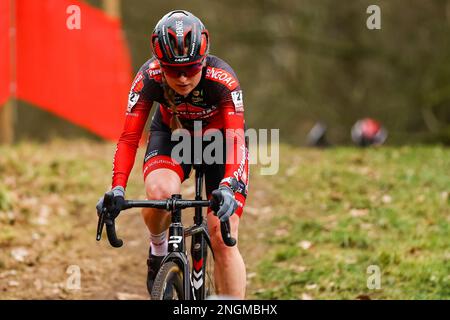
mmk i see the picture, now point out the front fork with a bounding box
[191,228,208,299]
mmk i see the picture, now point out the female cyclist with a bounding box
[97,10,249,299]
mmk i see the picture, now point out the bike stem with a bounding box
[168,194,184,253]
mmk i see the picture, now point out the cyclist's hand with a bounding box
[96,186,125,219]
[211,185,238,222]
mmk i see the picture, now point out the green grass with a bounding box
[250,145,449,299]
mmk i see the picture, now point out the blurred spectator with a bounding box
[307,122,331,147]
[351,118,388,147]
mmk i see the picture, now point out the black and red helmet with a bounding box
[351,118,388,147]
[151,10,209,66]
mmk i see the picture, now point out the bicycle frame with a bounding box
[190,165,213,300]
[161,165,213,300]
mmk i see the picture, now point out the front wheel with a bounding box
[151,261,185,300]
[204,244,215,298]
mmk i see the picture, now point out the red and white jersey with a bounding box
[112,55,247,190]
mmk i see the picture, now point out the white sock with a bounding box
[150,231,168,257]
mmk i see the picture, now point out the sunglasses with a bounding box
[160,62,204,78]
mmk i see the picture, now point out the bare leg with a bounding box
[141,169,182,235]
[207,213,246,299]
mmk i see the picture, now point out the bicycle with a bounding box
[96,164,236,300]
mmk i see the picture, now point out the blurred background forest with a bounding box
[1,1,449,300]
[13,0,450,145]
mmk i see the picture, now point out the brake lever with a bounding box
[210,191,237,247]
[96,207,106,241]
[220,218,237,247]
[96,191,123,248]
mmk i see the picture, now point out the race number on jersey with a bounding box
[231,90,244,113]
[127,92,139,112]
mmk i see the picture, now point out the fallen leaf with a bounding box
[275,228,289,237]
[416,194,425,203]
[51,288,61,295]
[306,284,317,290]
[350,208,368,217]
[21,197,39,208]
[11,248,29,262]
[358,167,370,175]
[298,240,313,250]
[291,265,307,273]
[301,293,313,300]
[8,280,19,287]
[381,195,392,204]
[31,232,41,240]
[35,205,51,225]
[0,270,17,279]
[4,211,15,223]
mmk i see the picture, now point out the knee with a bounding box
[145,170,181,200]
[209,214,240,257]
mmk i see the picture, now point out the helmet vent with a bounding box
[184,31,192,55]
[168,32,180,56]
